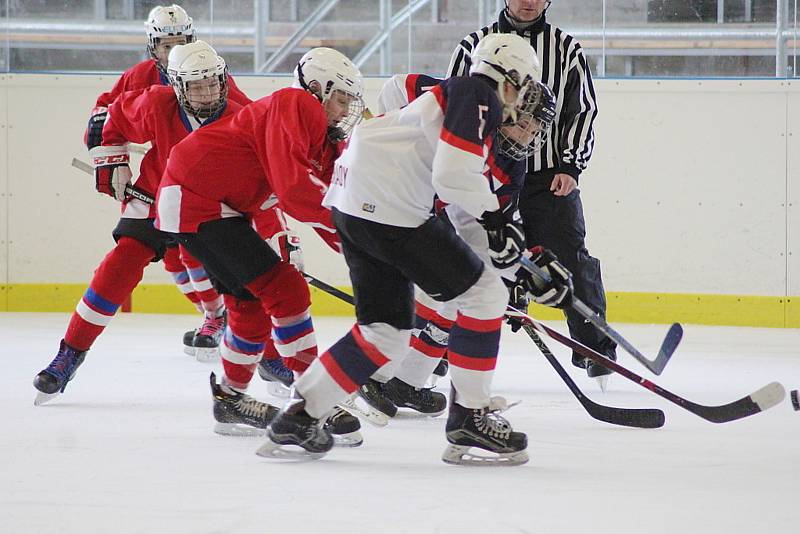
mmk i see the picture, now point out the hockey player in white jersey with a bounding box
[257,33,571,465]
[355,71,561,419]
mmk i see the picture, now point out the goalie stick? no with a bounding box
[302,272,664,428]
[518,255,682,375]
[507,306,786,424]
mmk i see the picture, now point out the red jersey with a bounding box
[156,88,339,250]
[93,59,252,111]
[102,85,242,218]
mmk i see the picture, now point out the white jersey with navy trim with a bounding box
[323,76,503,228]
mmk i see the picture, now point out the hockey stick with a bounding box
[507,306,786,424]
[304,272,665,427]
[520,323,664,428]
[71,158,155,204]
[518,256,681,375]
[303,273,355,305]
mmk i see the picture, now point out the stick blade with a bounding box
[649,322,684,375]
[693,382,786,424]
[586,403,666,429]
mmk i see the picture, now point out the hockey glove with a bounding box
[86,107,108,149]
[504,276,530,332]
[90,145,132,202]
[516,246,574,309]
[269,230,305,273]
[479,207,526,269]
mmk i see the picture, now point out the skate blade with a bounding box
[195,347,220,363]
[255,439,328,461]
[183,345,197,357]
[265,381,290,399]
[34,391,60,406]
[441,444,529,467]
[333,430,364,448]
[213,422,266,437]
[339,395,389,427]
[595,374,611,393]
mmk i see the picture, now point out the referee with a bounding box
[447,0,616,378]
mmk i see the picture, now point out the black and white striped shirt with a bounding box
[447,11,598,180]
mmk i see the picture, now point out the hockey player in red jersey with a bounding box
[155,48,366,445]
[33,41,242,405]
[85,5,253,358]
[257,33,570,465]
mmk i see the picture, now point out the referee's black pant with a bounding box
[519,170,617,360]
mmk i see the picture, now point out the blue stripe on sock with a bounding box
[84,287,120,315]
[447,323,500,360]
[273,317,313,342]
[224,329,265,355]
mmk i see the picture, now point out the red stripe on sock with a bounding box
[456,313,502,333]
[319,351,358,393]
[447,350,497,371]
[351,325,391,367]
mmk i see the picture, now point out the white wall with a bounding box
[1,74,797,296]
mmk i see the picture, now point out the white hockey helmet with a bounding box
[167,41,228,119]
[470,33,541,122]
[294,47,365,142]
[145,5,195,66]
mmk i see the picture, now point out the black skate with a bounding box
[211,372,279,437]
[442,399,528,466]
[338,378,396,426]
[433,357,449,378]
[257,357,294,398]
[33,340,87,406]
[183,328,198,356]
[324,406,363,447]
[587,352,616,393]
[192,312,226,362]
[256,392,334,460]
[384,378,446,417]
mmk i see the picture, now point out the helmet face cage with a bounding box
[176,72,228,119]
[169,57,228,119]
[325,88,366,143]
[498,81,556,160]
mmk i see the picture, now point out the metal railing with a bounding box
[2,0,799,77]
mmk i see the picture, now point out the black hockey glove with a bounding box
[515,247,574,309]
[479,207,526,269]
[86,107,108,149]
[504,277,530,332]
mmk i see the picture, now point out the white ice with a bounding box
[1,312,798,534]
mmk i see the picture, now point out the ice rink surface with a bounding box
[1,312,798,534]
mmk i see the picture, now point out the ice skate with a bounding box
[211,372,279,437]
[587,353,616,393]
[442,397,528,466]
[384,377,446,417]
[424,356,450,388]
[192,311,225,362]
[33,340,87,406]
[325,406,363,447]
[256,391,334,460]
[257,357,294,398]
[357,378,397,418]
[339,393,390,427]
[183,328,198,356]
